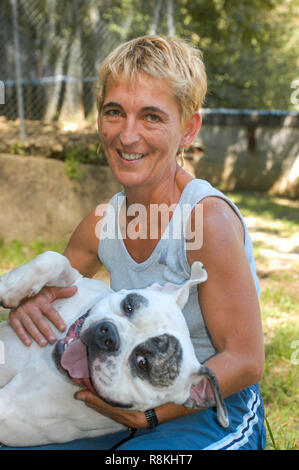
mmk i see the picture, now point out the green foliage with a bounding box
[0,237,66,275]
[64,144,107,180]
[175,0,299,110]
[64,149,84,180]
[9,142,26,156]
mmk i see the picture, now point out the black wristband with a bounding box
[144,408,159,429]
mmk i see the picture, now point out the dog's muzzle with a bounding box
[52,314,122,395]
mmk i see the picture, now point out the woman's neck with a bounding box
[123,164,193,208]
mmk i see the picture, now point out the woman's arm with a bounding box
[9,206,103,346]
[187,197,264,398]
[63,206,103,277]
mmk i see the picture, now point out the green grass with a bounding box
[1,191,298,449]
[0,238,68,322]
[0,237,67,275]
[225,191,299,225]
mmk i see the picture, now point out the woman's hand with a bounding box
[74,390,148,429]
[9,285,78,347]
[74,391,198,429]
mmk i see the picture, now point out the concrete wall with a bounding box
[0,154,122,243]
[195,110,299,199]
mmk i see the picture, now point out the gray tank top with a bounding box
[98,178,260,363]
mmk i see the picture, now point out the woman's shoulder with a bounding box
[187,194,245,265]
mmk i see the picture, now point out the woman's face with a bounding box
[98,73,187,190]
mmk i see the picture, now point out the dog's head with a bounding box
[53,262,228,428]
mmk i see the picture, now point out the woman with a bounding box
[9,35,266,450]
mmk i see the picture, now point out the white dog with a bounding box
[0,251,228,447]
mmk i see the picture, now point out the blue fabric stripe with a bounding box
[225,395,260,450]
[203,390,260,450]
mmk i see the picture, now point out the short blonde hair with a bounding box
[96,35,207,125]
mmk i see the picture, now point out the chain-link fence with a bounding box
[0,0,123,141]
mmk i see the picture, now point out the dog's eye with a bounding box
[123,301,133,315]
[136,355,148,371]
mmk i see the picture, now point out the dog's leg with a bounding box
[0,320,34,387]
[0,251,80,309]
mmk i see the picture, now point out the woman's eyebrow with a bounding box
[142,106,169,117]
[102,101,122,110]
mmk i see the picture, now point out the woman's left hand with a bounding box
[74,390,148,429]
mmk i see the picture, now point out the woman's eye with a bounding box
[146,114,160,123]
[105,109,122,117]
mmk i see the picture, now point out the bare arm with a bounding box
[63,207,103,276]
[9,206,104,346]
[187,197,264,399]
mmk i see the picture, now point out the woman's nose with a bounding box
[119,118,141,147]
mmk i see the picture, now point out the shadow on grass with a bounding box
[224,191,299,224]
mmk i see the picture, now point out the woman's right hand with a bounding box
[9,285,78,347]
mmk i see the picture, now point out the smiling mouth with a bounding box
[117,150,147,161]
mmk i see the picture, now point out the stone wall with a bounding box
[195,110,299,199]
[0,154,122,243]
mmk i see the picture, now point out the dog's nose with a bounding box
[94,321,120,352]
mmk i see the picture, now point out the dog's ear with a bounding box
[184,364,229,428]
[149,262,207,309]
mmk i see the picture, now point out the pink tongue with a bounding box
[61,339,90,379]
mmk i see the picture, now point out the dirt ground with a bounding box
[246,213,299,276]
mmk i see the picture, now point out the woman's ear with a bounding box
[180,112,202,149]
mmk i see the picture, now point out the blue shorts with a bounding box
[1,384,266,451]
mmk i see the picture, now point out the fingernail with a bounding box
[49,335,56,343]
[25,339,32,346]
[59,324,66,331]
[40,339,47,346]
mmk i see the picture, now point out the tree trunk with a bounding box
[167,0,175,36]
[59,0,85,125]
[150,0,162,35]
[43,39,68,122]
